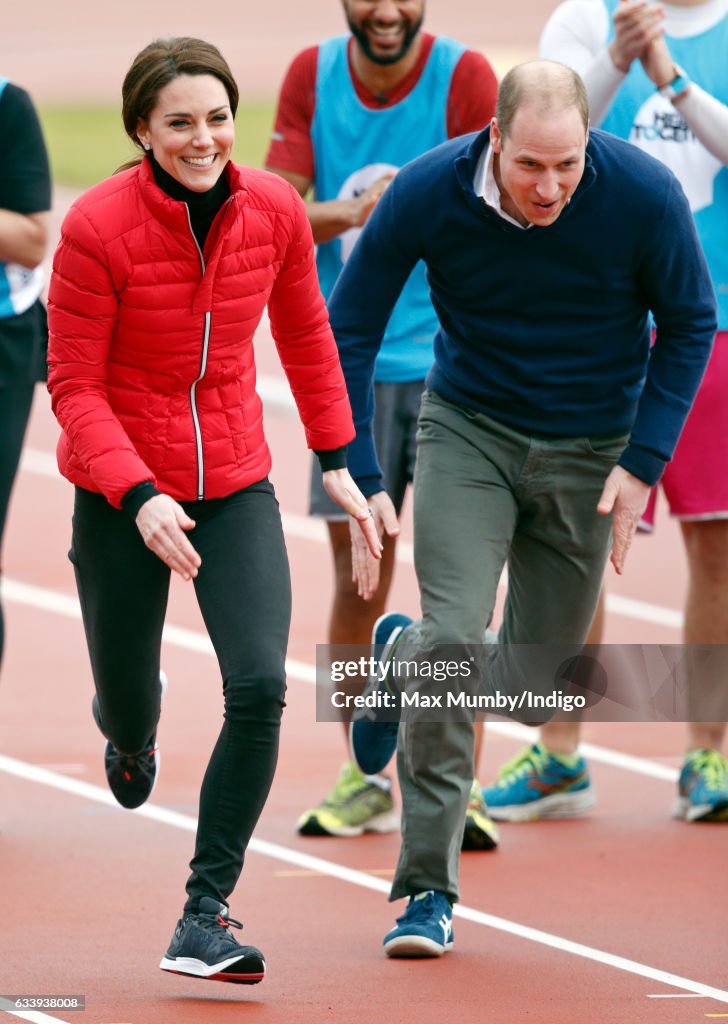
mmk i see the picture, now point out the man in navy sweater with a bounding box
[328,60,716,958]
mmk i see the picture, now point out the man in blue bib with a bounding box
[266,0,499,847]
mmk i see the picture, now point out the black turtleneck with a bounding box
[148,152,230,251]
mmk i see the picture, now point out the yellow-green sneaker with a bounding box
[674,749,728,822]
[297,761,398,837]
[462,778,499,851]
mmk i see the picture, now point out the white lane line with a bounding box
[646,993,706,998]
[19,447,680,629]
[0,996,69,1024]
[0,753,726,1006]
[1,577,679,781]
[2,576,317,685]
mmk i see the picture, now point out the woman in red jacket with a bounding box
[47,36,379,986]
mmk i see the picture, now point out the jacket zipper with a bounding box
[186,206,210,501]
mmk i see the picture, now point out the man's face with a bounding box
[491,105,587,228]
[343,0,424,65]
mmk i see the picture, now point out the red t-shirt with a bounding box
[265,33,498,180]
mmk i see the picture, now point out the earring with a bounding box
[143,142,151,151]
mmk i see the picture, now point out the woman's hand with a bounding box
[135,493,202,581]
[322,469,385,597]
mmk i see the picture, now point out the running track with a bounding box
[1,310,727,1023]
[2,2,728,1018]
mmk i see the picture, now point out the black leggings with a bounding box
[0,384,35,671]
[69,479,291,913]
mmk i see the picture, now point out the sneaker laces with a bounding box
[686,749,728,789]
[323,763,372,807]
[106,743,156,777]
[196,909,244,936]
[397,891,444,925]
[496,744,549,786]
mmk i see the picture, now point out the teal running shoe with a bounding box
[674,749,728,822]
[482,742,595,821]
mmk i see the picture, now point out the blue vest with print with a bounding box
[312,35,465,381]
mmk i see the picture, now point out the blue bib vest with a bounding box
[600,0,728,329]
[312,35,465,381]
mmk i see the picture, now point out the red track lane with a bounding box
[1,385,727,1024]
[3,3,726,1017]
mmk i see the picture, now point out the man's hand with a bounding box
[609,0,665,73]
[322,469,384,590]
[348,490,400,601]
[597,465,651,575]
[350,172,396,228]
[135,494,201,581]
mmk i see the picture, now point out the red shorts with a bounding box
[641,331,728,530]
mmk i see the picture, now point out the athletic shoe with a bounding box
[383,891,454,958]
[482,743,596,821]
[91,671,167,810]
[297,761,398,836]
[674,749,728,822]
[159,896,265,984]
[462,778,499,851]
[350,612,412,776]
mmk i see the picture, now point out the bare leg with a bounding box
[327,520,398,739]
[681,520,728,752]
[539,589,605,755]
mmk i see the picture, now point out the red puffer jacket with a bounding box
[48,158,354,508]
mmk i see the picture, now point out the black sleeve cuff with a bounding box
[314,445,348,472]
[121,481,161,520]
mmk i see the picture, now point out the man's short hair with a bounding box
[495,61,589,140]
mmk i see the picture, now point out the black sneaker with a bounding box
[159,897,266,984]
[91,672,166,810]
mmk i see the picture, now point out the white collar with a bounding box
[474,142,531,230]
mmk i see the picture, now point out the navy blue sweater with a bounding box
[328,127,717,493]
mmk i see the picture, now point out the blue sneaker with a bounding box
[350,612,412,776]
[482,743,595,821]
[674,749,728,822]
[383,891,454,958]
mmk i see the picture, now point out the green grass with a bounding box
[38,102,277,190]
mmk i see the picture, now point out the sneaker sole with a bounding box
[159,954,265,984]
[673,796,728,822]
[384,936,453,958]
[298,807,399,837]
[488,787,596,822]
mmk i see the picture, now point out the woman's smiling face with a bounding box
[137,73,234,192]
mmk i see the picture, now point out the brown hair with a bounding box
[117,37,239,170]
[495,60,589,141]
